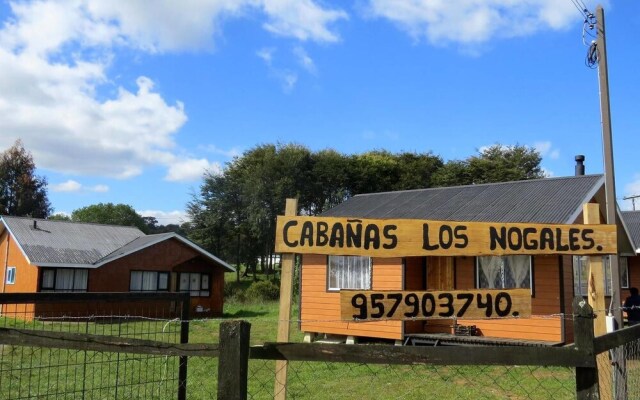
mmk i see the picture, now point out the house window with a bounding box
[476,256,531,289]
[5,267,16,284]
[130,271,170,292]
[327,256,371,291]
[179,273,210,297]
[40,268,88,292]
[573,256,629,296]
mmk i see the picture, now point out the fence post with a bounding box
[574,296,600,399]
[178,293,190,400]
[218,320,251,400]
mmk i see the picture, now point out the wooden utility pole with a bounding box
[274,198,298,400]
[595,5,623,328]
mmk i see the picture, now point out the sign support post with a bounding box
[584,203,612,400]
[274,198,297,400]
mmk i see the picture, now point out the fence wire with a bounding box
[248,360,576,400]
[596,335,640,400]
[0,295,185,400]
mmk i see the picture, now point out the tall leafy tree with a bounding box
[0,140,52,218]
[71,203,148,232]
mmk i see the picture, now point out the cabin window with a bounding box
[327,255,371,291]
[573,256,628,297]
[129,271,170,292]
[5,267,16,284]
[40,268,88,292]
[179,273,210,297]
[476,256,531,289]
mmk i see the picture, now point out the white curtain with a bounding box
[179,274,190,291]
[507,256,531,288]
[42,270,55,289]
[328,256,371,290]
[158,273,169,290]
[74,269,88,290]
[55,269,74,291]
[478,256,502,288]
[130,271,142,291]
[142,271,157,291]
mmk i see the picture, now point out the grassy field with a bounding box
[0,280,585,399]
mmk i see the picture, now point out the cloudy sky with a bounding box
[1,0,639,224]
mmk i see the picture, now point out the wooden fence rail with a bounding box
[1,297,640,400]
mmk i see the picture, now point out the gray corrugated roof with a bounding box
[322,175,604,224]
[1,217,236,272]
[621,211,640,251]
[1,216,144,265]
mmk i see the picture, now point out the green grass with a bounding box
[0,297,583,400]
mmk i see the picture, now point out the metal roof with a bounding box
[0,216,235,272]
[621,211,640,252]
[1,216,144,265]
[322,174,605,224]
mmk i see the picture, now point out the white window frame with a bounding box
[573,256,629,296]
[476,256,532,290]
[40,268,88,292]
[129,270,170,292]
[327,255,372,291]
[5,266,16,285]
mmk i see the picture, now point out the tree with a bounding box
[433,144,545,187]
[48,213,71,221]
[0,140,52,218]
[71,203,148,232]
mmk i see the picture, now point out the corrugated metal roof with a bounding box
[1,216,144,265]
[621,211,640,251]
[322,174,604,224]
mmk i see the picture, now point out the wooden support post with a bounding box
[574,297,599,400]
[584,203,612,400]
[274,198,298,400]
[218,320,251,400]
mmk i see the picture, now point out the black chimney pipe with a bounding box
[575,155,585,176]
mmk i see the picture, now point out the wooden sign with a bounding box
[275,216,617,257]
[340,289,531,321]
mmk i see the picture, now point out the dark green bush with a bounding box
[244,280,280,302]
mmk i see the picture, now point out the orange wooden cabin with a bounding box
[0,216,235,318]
[298,174,639,345]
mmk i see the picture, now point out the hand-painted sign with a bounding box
[275,216,617,257]
[340,289,532,321]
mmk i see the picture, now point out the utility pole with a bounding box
[595,5,622,328]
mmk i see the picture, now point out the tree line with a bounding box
[187,143,544,280]
[0,140,545,281]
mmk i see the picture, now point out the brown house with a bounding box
[299,174,637,345]
[0,216,234,317]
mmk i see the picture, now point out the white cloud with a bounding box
[165,158,222,182]
[51,180,82,192]
[262,0,348,42]
[0,0,345,182]
[137,209,189,225]
[51,179,110,193]
[534,141,560,160]
[257,47,276,65]
[293,46,317,74]
[201,145,242,158]
[366,0,603,45]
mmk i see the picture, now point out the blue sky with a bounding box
[0,0,639,224]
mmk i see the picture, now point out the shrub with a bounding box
[244,280,280,302]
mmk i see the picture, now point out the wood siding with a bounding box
[300,254,403,340]
[0,233,226,319]
[450,254,563,342]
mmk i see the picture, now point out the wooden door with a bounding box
[426,256,454,290]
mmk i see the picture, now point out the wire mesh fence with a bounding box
[0,293,188,400]
[2,294,640,400]
[246,360,576,400]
